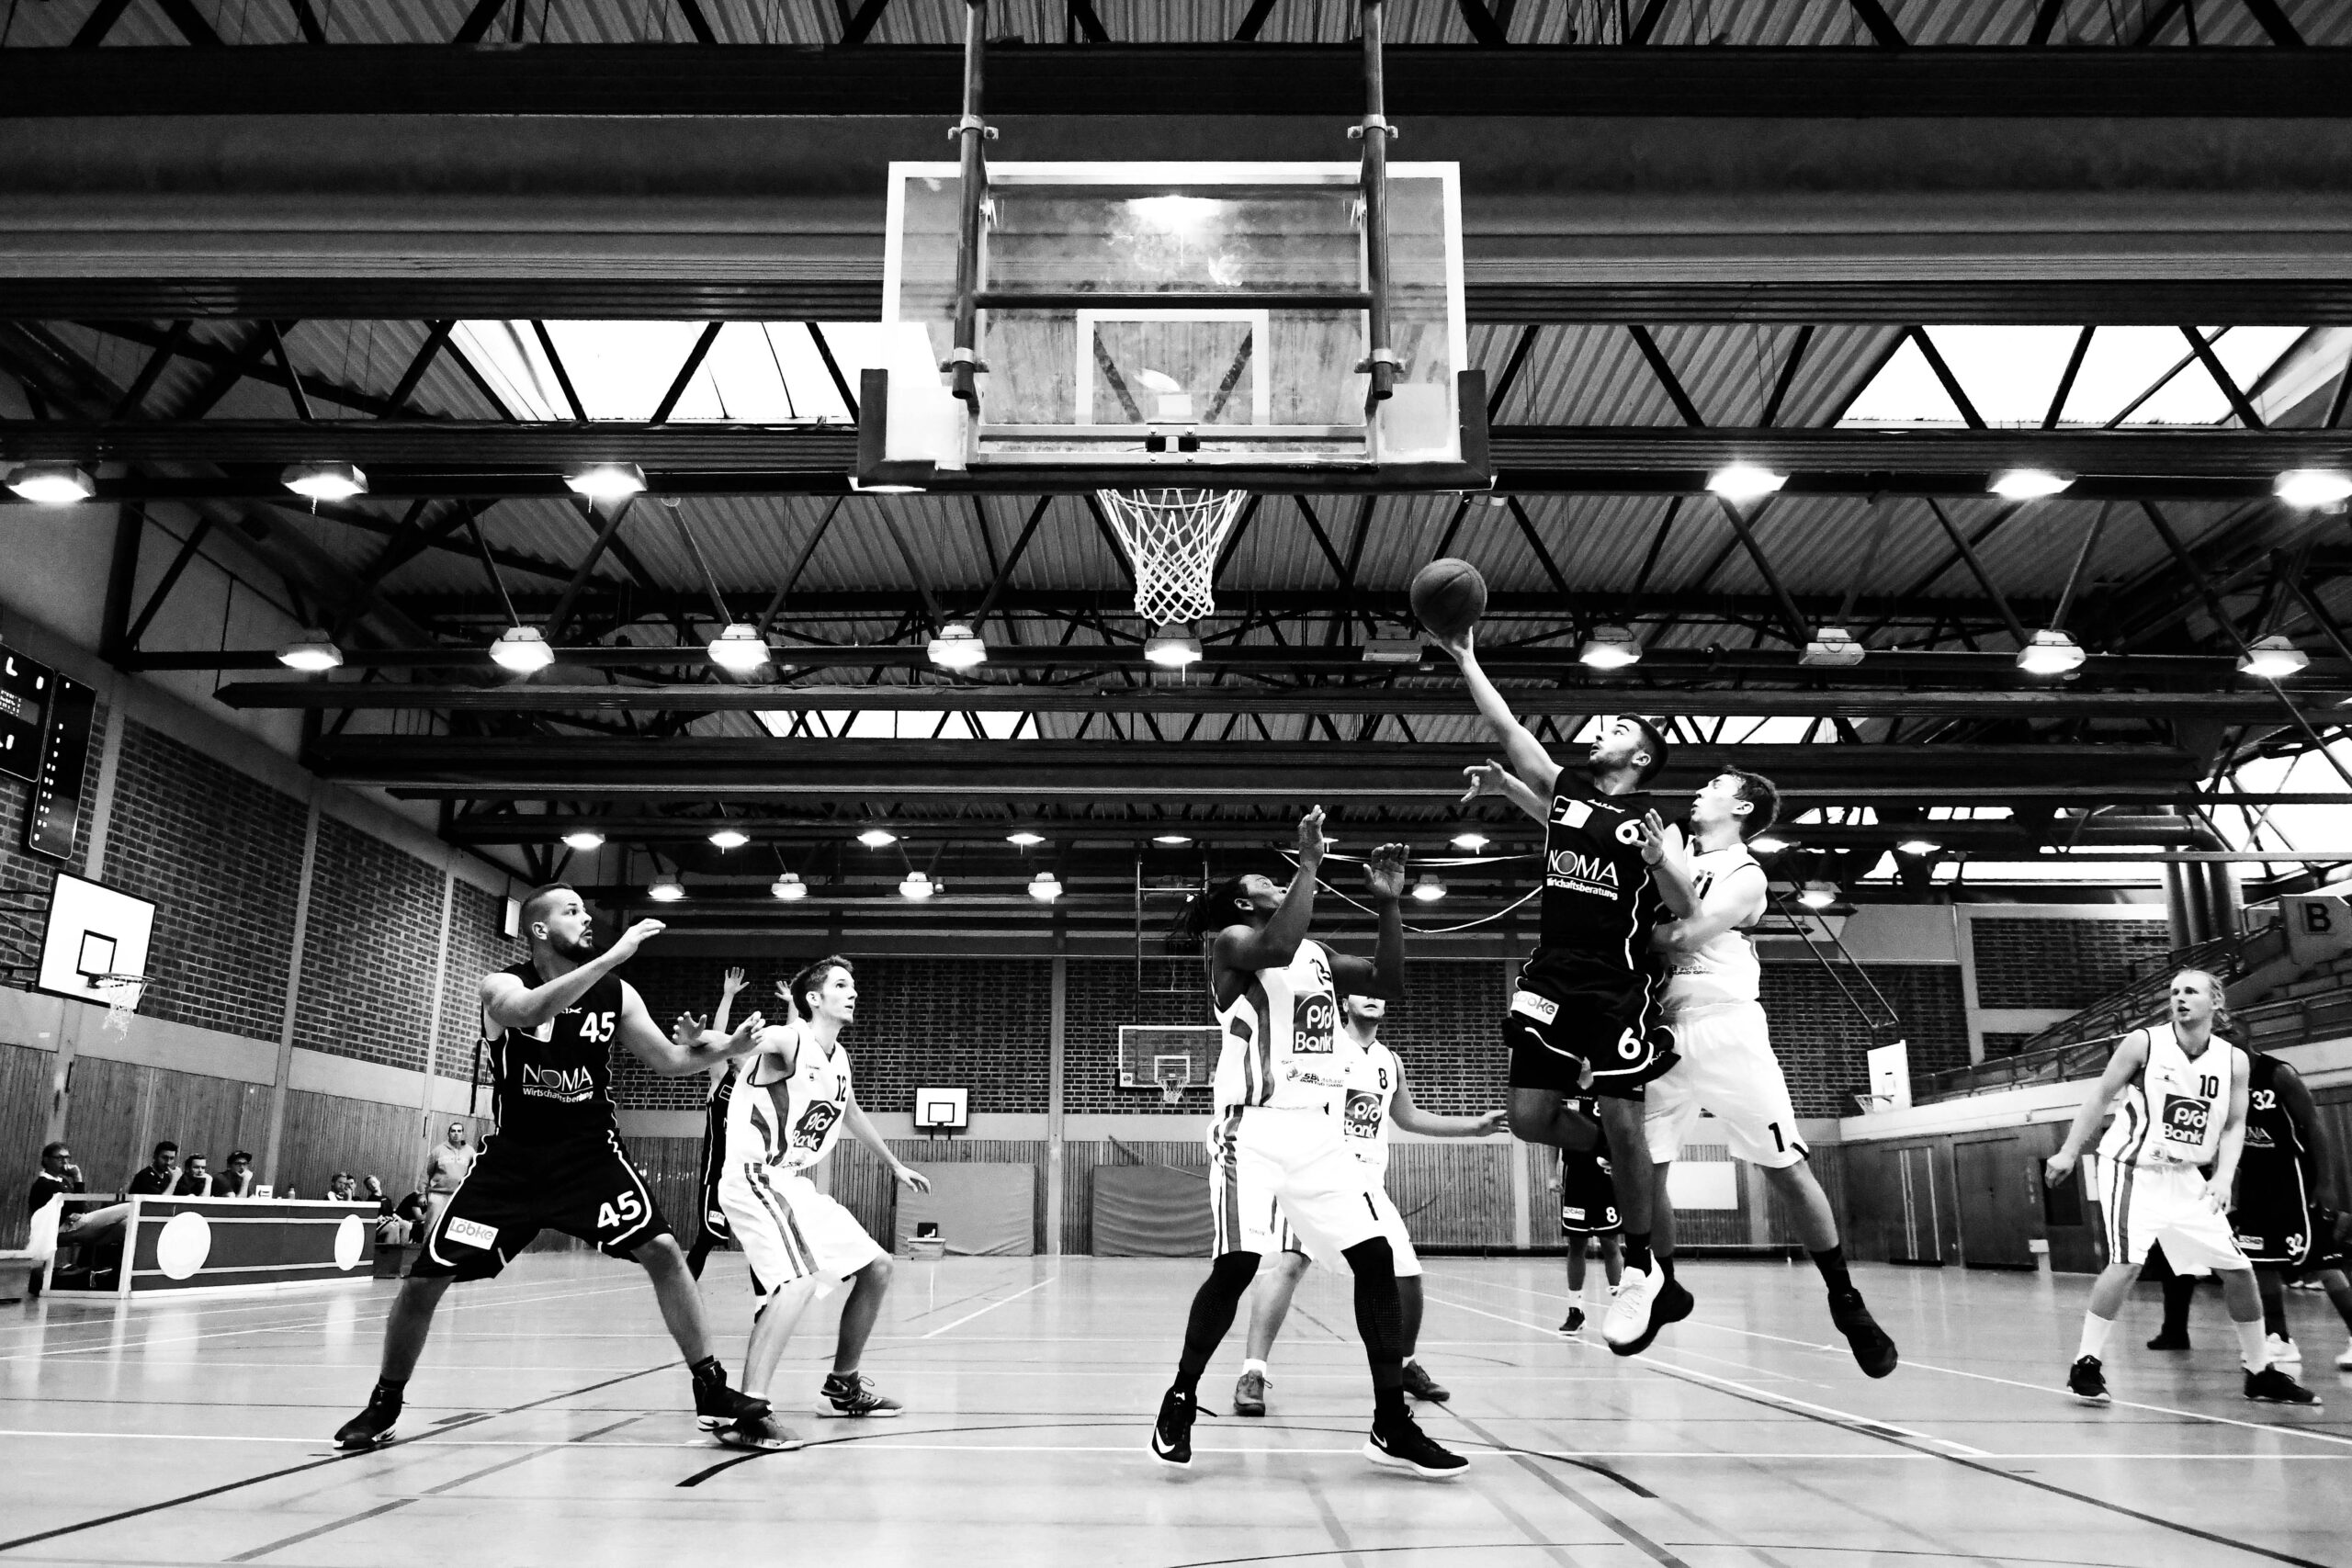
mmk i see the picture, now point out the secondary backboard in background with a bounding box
[37,872,156,1004]
[863,162,1484,493]
[1115,1024,1220,1098]
[913,1086,970,1133]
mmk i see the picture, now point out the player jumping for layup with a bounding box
[1440,626,1683,1354]
[1151,809,1466,1479]
[334,886,771,1449]
[2044,969,2316,1406]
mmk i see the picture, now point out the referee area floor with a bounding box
[1,1254,2347,1567]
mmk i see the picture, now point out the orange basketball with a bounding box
[1409,558,1487,640]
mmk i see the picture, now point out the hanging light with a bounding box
[281,461,368,502]
[1153,833,1193,847]
[771,873,807,900]
[1895,838,1942,857]
[1987,468,2075,501]
[856,828,898,849]
[6,463,96,504]
[1796,882,1838,910]
[899,870,937,900]
[1578,625,1642,670]
[1748,834,1792,855]
[2238,635,2310,679]
[1144,624,1204,669]
[2016,628,2086,675]
[1006,829,1046,848]
[926,622,989,671]
[647,876,685,903]
[707,623,773,674]
[1799,626,1865,669]
[1706,464,1786,502]
[1028,870,1063,902]
[707,827,749,851]
[489,626,555,672]
[1451,830,1490,852]
[560,829,605,852]
[276,632,344,671]
[1410,874,1447,903]
[2275,469,2352,510]
[565,462,647,503]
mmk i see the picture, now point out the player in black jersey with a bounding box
[1555,1085,1623,1336]
[1442,625,1692,1353]
[2232,1049,2352,1371]
[333,885,772,1450]
[686,966,751,1280]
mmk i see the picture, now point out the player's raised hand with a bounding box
[893,1164,933,1193]
[1460,759,1511,806]
[719,1011,765,1055]
[1434,624,1475,663]
[2044,1149,2079,1186]
[671,1011,708,1050]
[1297,806,1333,865]
[1362,842,1411,903]
[609,918,665,962]
[721,965,747,996]
[1637,811,1681,868]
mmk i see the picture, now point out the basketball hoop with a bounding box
[1155,1061,1193,1108]
[89,972,144,1037]
[1095,489,1248,626]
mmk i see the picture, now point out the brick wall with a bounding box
[1759,964,1969,1115]
[292,817,447,1074]
[104,720,307,1041]
[1972,917,2172,1010]
[437,881,512,1090]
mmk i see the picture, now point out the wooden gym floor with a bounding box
[1,1253,2346,1567]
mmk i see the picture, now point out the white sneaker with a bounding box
[1604,1263,1663,1350]
[2267,1334,2302,1368]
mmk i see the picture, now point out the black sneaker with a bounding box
[1400,1361,1450,1403]
[1364,1408,1467,1480]
[1233,1369,1267,1417]
[2245,1365,2322,1406]
[2068,1355,2110,1406]
[1827,1289,1898,1379]
[715,1413,806,1451]
[1557,1306,1586,1337]
[820,1371,902,1418]
[694,1372,772,1432]
[1150,1387,1198,1467]
[1609,1277,1693,1359]
[2145,1328,2192,1351]
[333,1387,402,1450]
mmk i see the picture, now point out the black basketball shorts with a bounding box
[2230,1159,2335,1271]
[1559,1151,1623,1236]
[1504,980,1679,1100]
[410,1131,672,1281]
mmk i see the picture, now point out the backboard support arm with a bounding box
[1353,0,1398,413]
[946,0,995,413]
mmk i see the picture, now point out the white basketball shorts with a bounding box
[2102,1155,2251,1272]
[1208,1104,1386,1261]
[1645,999,1808,1169]
[1277,1165,1421,1278]
[717,1163,886,1297]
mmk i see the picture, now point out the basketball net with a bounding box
[1095,489,1247,626]
[91,973,143,1038]
[1155,1062,1192,1108]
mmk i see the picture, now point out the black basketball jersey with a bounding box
[2242,1053,2311,1179]
[483,961,626,1145]
[1524,787,1667,994]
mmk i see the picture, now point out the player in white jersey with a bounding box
[2044,968,2316,1405]
[1637,769,1897,1376]
[710,955,934,1450]
[1150,808,1466,1480]
[1231,993,1507,1417]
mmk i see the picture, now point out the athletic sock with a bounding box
[371,1376,407,1404]
[1811,1244,1852,1295]
[2076,1313,2114,1362]
[2234,1315,2270,1372]
[688,1355,729,1389]
[2261,1286,2290,1340]
[1623,1231,1654,1274]
[1242,1358,1268,1377]
[2160,1275,2196,1336]
[1374,1385,1408,1425]
[1657,1256,1677,1288]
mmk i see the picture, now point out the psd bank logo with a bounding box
[792,1100,842,1151]
[1342,1089,1383,1140]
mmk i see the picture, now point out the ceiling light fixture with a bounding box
[1796,882,1838,910]
[707,622,773,674]
[560,829,605,852]
[2238,634,2310,679]
[565,462,647,503]
[1410,874,1447,903]
[647,876,685,903]
[926,622,989,671]
[1006,830,1046,848]
[899,871,937,900]
[1748,835,1792,854]
[1451,831,1490,852]
[771,873,807,900]
[707,828,749,851]
[6,462,96,504]
[857,828,898,849]
[1799,626,1865,669]
[1153,833,1193,847]
[2016,628,2086,675]
[1028,871,1063,902]
[2275,469,2352,510]
[489,626,555,673]
[1706,464,1786,502]
[1144,624,1204,670]
[281,461,368,502]
[1895,838,1942,857]
[1987,468,2075,501]
[1577,625,1642,670]
[276,632,344,671]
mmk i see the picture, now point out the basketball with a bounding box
[1409,557,1487,639]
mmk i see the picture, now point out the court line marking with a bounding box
[1159,1546,2154,1568]
[1421,1290,2335,1568]
[918,1274,1057,1338]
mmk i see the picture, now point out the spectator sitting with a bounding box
[126,1142,179,1196]
[215,1150,256,1199]
[174,1154,218,1196]
[326,1173,356,1202]
[28,1142,85,1217]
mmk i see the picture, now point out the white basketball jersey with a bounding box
[2098,1021,2235,1168]
[1338,1034,1401,1177]
[1664,844,1765,1008]
[728,1028,854,1174]
[1213,937,1344,1112]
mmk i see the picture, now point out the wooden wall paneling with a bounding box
[62,1055,151,1190]
[1386,1142,1516,1248]
[276,1090,416,1200]
[0,1043,54,1249]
